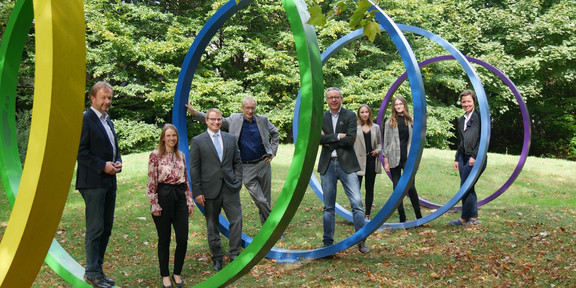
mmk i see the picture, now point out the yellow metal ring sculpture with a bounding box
[0,0,86,287]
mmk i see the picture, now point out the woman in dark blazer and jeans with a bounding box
[450,90,486,226]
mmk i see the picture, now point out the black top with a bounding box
[363,130,373,154]
[397,116,409,167]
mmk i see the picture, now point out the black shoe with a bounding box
[171,275,184,288]
[358,241,370,253]
[213,260,223,271]
[85,275,112,288]
[102,275,115,286]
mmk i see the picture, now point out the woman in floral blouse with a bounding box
[147,124,194,288]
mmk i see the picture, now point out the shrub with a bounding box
[16,109,32,165]
[113,119,160,154]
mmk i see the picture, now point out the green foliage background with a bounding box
[1,0,575,159]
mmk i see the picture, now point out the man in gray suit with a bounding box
[186,97,279,226]
[189,108,243,271]
[319,87,370,253]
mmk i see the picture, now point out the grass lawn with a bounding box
[1,144,575,287]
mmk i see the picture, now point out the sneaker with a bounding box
[358,241,370,253]
[467,219,480,225]
[449,219,465,226]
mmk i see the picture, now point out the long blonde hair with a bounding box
[388,96,413,128]
[158,123,181,160]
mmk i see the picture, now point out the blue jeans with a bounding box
[321,160,365,246]
[458,154,486,221]
[80,187,116,278]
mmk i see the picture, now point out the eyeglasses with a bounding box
[207,118,222,122]
[326,97,341,101]
[243,106,256,111]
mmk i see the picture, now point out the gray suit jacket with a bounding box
[189,130,243,199]
[383,117,412,169]
[318,108,360,174]
[193,112,279,157]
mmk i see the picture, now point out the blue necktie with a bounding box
[214,133,223,161]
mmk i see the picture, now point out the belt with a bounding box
[242,157,264,164]
[330,157,338,161]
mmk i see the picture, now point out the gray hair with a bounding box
[325,87,342,98]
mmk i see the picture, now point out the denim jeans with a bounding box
[321,160,365,246]
[458,154,487,221]
[79,186,116,278]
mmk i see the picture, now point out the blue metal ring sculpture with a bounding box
[295,22,491,230]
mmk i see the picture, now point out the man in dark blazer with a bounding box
[189,108,243,271]
[186,97,279,226]
[76,81,122,288]
[318,87,370,253]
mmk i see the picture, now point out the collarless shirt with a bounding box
[239,117,266,162]
[91,106,116,161]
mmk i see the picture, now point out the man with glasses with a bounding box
[189,108,243,271]
[318,87,370,253]
[187,97,279,227]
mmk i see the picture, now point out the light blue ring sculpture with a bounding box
[296,21,491,230]
[279,2,427,260]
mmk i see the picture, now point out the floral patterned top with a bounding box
[146,150,194,213]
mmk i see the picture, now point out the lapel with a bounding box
[220,132,232,161]
[335,108,346,133]
[357,125,365,147]
[324,111,334,134]
[254,115,266,142]
[202,132,221,161]
[88,109,113,147]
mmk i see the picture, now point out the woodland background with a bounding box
[1,0,575,160]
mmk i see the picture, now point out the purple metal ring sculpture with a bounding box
[378,54,531,209]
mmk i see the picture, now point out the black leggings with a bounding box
[358,155,377,216]
[390,165,422,222]
[152,183,189,277]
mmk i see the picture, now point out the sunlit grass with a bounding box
[1,144,575,287]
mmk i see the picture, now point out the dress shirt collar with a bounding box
[207,129,221,138]
[90,106,108,120]
[330,107,341,118]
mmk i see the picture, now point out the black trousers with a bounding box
[390,164,422,222]
[152,183,189,277]
[358,155,377,216]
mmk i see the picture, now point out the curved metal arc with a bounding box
[287,3,427,259]
[171,0,324,285]
[0,0,86,287]
[393,55,531,209]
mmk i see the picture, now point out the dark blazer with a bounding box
[189,130,243,199]
[76,108,122,189]
[318,108,361,174]
[455,109,481,161]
